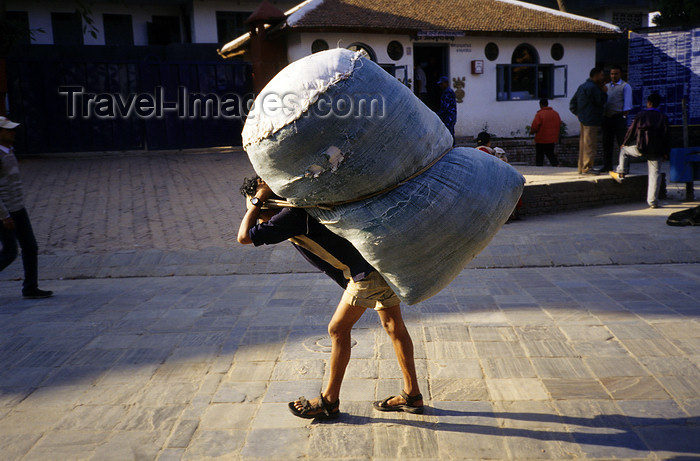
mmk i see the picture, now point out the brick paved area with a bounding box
[0,151,698,460]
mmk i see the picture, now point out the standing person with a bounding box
[570,68,608,175]
[436,76,457,145]
[237,177,423,419]
[598,65,633,173]
[0,117,53,299]
[530,98,561,166]
[609,93,670,209]
[414,63,428,104]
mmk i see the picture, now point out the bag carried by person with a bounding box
[243,48,454,206]
[242,49,524,304]
[308,147,523,304]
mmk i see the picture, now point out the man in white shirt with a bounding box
[598,65,633,173]
[0,117,53,298]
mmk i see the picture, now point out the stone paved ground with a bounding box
[0,151,699,460]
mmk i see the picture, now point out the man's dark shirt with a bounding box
[249,207,374,288]
[437,87,457,130]
[570,78,607,126]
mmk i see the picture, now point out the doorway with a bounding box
[413,43,449,111]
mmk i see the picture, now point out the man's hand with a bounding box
[246,179,274,211]
[239,178,276,244]
[255,178,274,199]
[2,217,14,230]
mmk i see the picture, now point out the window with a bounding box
[51,12,83,45]
[512,43,538,65]
[498,64,567,100]
[103,14,133,46]
[311,39,329,53]
[551,43,564,61]
[216,11,251,43]
[148,15,181,45]
[611,12,644,31]
[485,42,499,61]
[497,43,566,101]
[347,42,376,62]
[387,41,404,61]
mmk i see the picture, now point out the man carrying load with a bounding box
[237,177,424,419]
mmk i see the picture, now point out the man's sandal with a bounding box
[288,393,340,420]
[373,391,424,414]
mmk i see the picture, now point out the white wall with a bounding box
[8,1,185,46]
[288,33,413,80]
[290,32,596,138]
[190,1,296,44]
[446,36,595,138]
[7,0,297,46]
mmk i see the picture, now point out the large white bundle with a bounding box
[242,49,524,304]
[242,48,454,206]
[308,147,524,304]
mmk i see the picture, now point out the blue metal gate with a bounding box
[6,46,252,154]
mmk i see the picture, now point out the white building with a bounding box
[220,0,621,138]
[5,0,297,46]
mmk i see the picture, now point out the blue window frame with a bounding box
[497,64,567,101]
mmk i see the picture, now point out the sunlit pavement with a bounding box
[0,151,698,459]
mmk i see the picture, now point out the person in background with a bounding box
[475,131,508,162]
[609,93,669,209]
[436,76,457,145]
[475,131,522,219]
[597,65,633,173]
[530,98,561,166]
[570,68,608,175]
[0,116,53,299]
[414,63,428,104]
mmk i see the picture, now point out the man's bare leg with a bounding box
[377,304,423,407]
[292,300,365,413]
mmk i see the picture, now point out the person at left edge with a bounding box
[0,117,53,299]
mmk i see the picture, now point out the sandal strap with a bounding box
[318,393,339,416]
[319,393,330,417]
[379,395,394,408]
[400,391,423,405]
[298,396,311,413]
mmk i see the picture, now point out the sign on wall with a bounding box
[628,28,700,126]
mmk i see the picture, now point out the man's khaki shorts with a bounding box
[341,271,401,310]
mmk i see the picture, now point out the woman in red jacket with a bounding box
[530,98,562,166]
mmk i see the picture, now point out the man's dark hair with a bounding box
[475,131,491,146]
[647,93,662,108]
[539,98,549,107]
[589,67,604,78]
[610,64,622,72]
[240,175,283,201]
[240,176,261,197]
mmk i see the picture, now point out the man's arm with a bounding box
[530,112,541,134]
[569,89,579,115]
[237,180,274,244]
